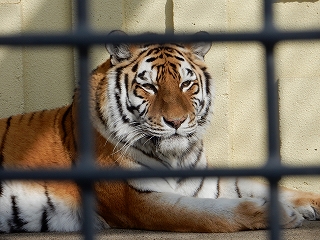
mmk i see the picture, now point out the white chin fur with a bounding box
[157,137,190,154]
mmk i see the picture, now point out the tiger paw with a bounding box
[236,198,303,230]
[285,191,320,221]
[293,197,320,220]
[278,201,304,228]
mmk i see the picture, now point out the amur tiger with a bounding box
[0,30,320,233]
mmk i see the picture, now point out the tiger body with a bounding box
[1,31,320,233]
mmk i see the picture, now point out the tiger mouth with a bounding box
[150,133,193,145]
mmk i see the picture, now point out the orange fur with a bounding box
[1,38,320,233]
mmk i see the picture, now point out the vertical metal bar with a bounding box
[78,46,95,240]
[76,0,89,30]
[265,44,280,164]
[75,0,95,240]
[264,1,281,240]
[266,41,282,240]
[269,178,281,240]
[264,0,274,31]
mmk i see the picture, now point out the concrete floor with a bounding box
[1,220,319,240]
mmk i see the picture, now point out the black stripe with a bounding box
[133,88,144,99]
[116,94,130,123]
[176,177,185,185]
[10,195,27,233]
[45,185,55,211]
[192,83,200,95]
[0,116,12,169]
[115,67,123,93]
[40,210,49,232]
[235,178,242,198]
[126,102,137,115]
[145,48,156,56]
[115,69,128,121]
[127,144,172,170]
[173,47,185,56]
[169,62,177,70]
[193,178,204,197]
[198,103,211,126]
[138,105,147,117]
[186,68,193,76]
[90,65,99,75]
[138,70,146,80]
[41,186,54,232]
[0,181,3,197]
[27,112,35,126]
[192,149,202,168]
[183,142,203,169]
[164,47,173,52]
[153,48,161,54]
[131,63,138,72]
[128,183,153,194]
[136,100,146,110]
[38,110,46,120]
[69,105,78,164]
[17,114,24,124]
[202,68,212,96]
[114,70,131,124]
[174,56,185,62]
[216,177,220,199]
[124,74,130,97]
[131,78,137,88]
[53,108,62,132]
[60,106,77,166]
[95,77,108,127]
[146,57,157,62]
[61,105,72,147]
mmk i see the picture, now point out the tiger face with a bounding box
[96,31,213,156]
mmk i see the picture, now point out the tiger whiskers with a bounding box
[114,133,145,164]
[104,118,140,148]
[110,127,146,163]
[142,135,155,147]
[110,122,143,152]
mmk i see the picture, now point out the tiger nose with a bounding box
[163,116,187,129]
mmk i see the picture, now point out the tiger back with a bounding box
[1,30,320,233]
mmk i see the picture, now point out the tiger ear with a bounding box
[106,30,131,65]
[190,31,212,59]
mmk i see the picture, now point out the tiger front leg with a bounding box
[230,177,320,222]
[282,189,320,221]
[131,192,303,232]
[97,185,303,232]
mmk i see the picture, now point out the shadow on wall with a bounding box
[0,0,175,116]
[0,0,75,118]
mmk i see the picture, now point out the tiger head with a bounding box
[94,31,213,157]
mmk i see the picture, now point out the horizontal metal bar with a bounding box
[1,164,320,181]
[0,29,319,46]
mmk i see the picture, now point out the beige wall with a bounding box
[1,0,320,192]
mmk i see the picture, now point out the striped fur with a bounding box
[1,30,320,233]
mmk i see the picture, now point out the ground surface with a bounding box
[1,221,319,240]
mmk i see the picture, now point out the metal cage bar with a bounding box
[263,1,281,239]
[74,1,96,239]
[0,0,320,239]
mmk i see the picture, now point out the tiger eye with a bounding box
[181,81,192,89]
[142,83,157,93]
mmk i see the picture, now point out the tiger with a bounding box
[0,30,320,233]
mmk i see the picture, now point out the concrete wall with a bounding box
[0,0,320,192]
